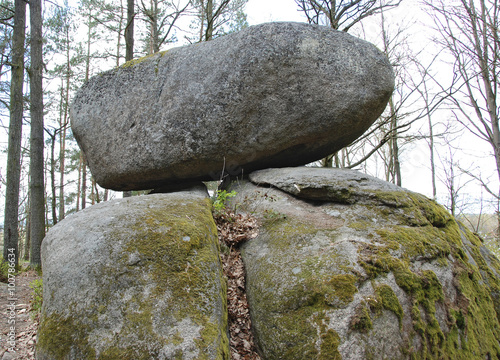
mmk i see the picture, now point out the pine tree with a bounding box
[3,0,25,268]
[29,0,44,268]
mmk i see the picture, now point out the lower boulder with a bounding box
[37,189,228,360]
[231,167,500,359]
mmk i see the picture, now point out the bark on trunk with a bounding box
[81,153,87,210]
[29,0,44,268]
[3,0,26,267]
[50,132,57,225]
[123,0,134,198]
[125,0,134,61]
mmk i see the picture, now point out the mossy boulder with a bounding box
[231,167,500,360]
[37,189,229,360]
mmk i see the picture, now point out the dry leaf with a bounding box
[214,209,261,360]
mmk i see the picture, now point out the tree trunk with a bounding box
[93,179,101,203]
[29,0,44,268]
[205,0,214,41]
[152,0,159,53]
[199,0,205,42]
[334,152,340,168]
[76,152,82,212]
[80,16,92,209]
[50,132,57,225]
[322,154,333,167]
[125,0,134,61]
[91,178,95,205]
[24,196,30,262]
[3,0,26,268]
[426,95,437,199]
[117,0,123,66]
[123,0,134,198]
[388,97,401,186]
[81,152,87,210]
[58,29,71,222]
[497,201,500,243]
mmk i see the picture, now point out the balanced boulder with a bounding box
[70,22,394,191]
[37,189,229,360]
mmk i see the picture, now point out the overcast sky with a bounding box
[245,0,306,24]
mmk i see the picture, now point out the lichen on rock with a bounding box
[37,190,229,360]
[231,167,500,360]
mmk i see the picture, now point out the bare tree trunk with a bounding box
[205,0,213,41]
[59,29,71,222]
[80,13,93,209]
[91,178,95,205]
[321,153,333,167]
[117,0,123,66]
[76,152,82,212]
[389,98,401,186]
[334,152,340,168]
[448,159,456,217]
[380,8,401,187]
[152,0,159,52]
[497,200,500,242]
[123,0,134,198]
[426,97,437,199]
[199,0,205,42]
[81,152,87,210]
[49,131,57,225]
[125,0,134,61]
[29,0,44,269]
[24,198,30,262]
[3,0,26,268]
[93,179,101,203]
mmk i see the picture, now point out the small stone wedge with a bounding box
[70,22,394,191]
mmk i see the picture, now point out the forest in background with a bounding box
[1,0,500,266]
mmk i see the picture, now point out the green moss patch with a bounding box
[350,302,373,333]
[38,196,229,360]
[374,284,403,327]
[118,50,168,69]
[245,216,352,358]
[237,181,500,359]
[37,311,96,359]
[319,329,342,360]
[355,192,500,358]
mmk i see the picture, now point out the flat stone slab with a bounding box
[70,22,394,191]
[248,167,406,205]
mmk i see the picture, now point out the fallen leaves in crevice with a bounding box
[214,210,261,360]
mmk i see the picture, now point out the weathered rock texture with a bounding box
[37,190,229,360]
[249,166,406,203]
[70,22,394,191]
[229,167,500,359]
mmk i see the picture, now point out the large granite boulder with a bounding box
[229,167,500,359]
[70,22,394,191]
[37,189,229,360]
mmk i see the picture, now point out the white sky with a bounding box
[245,0,306,24]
